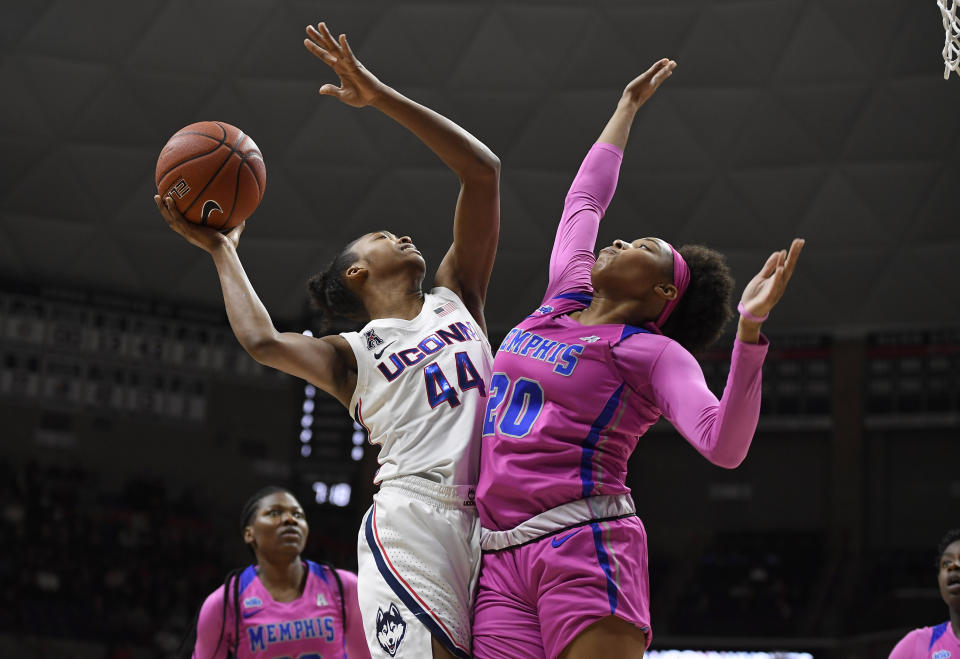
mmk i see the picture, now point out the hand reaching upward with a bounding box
[304,22,383,108]
[739,238,805,320]
[621,58,677,109]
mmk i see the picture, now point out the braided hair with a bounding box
[307,240,368,331]
[936,528,960,568]
[659,244,735,353]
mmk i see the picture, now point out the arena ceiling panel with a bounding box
[1,0,958,335]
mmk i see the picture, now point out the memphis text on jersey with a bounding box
[246,616,337,652]
[496,327,584,376]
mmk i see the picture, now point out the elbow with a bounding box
[709,449,748,470]
[238,332,279,364]
[463,149,500,182]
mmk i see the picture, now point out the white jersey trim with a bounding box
[479,493,636,552]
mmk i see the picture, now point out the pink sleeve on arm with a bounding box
[193,587,231,659]
[648,338,769,468]
[889,629,924,659]
[543,142,624,302]
[337,570,372,658]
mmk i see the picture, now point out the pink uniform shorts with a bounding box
[472,515,652,659]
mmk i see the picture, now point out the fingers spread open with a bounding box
[304,38,337,64]
[317,22,339,52]
[339,33,357,62]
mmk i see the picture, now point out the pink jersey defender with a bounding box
[194,560,368,659]
[473,142,769,659]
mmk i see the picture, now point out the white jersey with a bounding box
[341,287,493,486]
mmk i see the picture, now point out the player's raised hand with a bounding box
[304,22,383,108]
[621,58,677,109]
[154,195,244,253]
[739,238,804,321]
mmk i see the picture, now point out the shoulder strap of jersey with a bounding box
[930,621,949,650]
[316,561,347,637]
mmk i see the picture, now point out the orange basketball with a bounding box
[155,121,266,230]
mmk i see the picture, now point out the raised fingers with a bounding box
[304,26,337,64]
[316,22,340,53]
[650,59,677,87]
[338,33,357,62]
[780,238,804,282]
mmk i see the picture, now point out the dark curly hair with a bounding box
[659,244,735,353]
[307,240,368,331]
[936,528,960,568]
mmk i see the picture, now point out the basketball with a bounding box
[155,121,266,230]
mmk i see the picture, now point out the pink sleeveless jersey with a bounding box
[476,142,768,531]
[890,622,960,659]
[193,561,370,659]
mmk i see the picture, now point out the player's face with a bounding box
[245,492,309,558]
[938,540,960,610]
[592,236,674,300]
[352,230,426,276]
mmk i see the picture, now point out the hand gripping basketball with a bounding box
[155,121,266,230]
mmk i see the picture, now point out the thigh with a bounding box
[533,517,652,659]
[357,505,434,658]
[557,615,646,659]
[472,550,546,659]
[358,498,477,658]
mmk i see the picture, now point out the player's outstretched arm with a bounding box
[155,196,357,407]
[596,58,676,150]
[304,21,500,334]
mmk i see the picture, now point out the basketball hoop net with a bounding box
[939,0,960,79]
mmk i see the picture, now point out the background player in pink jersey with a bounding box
[889,529,960,659]
[192,486,369,658]
[472,59,803,659]
[157,20,499,659]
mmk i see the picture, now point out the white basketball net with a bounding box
[939,0,960,79]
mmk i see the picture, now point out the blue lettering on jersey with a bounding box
[553,344,583,376]
[248,616,337,651]
[376,321,481,382]
[497,329,584,375]
[933,652,951,659]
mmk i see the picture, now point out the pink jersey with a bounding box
[476,142,768,531]
[194,561,370,659]
[890,622,960,659]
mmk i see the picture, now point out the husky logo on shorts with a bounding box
[364,329,384,350]
[375,602,406,656]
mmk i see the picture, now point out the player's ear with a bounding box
[243,525,255,545]
[345,263,367,284]
[654,282,677,300]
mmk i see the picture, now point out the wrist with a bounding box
[617,96,642,114]
[736,317,762,344]
[209,239,235,258]
[737,301,768,324]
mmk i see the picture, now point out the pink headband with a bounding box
[653,243,690,328]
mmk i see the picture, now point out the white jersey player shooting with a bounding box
[155,20,500,659]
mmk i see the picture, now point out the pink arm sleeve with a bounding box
[543,142,624,302]
[647,338,769,468]
[338,570,372,658]
[193,587,230,659]
[888,629,923,659]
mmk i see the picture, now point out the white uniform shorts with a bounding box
[357,476,480,659]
